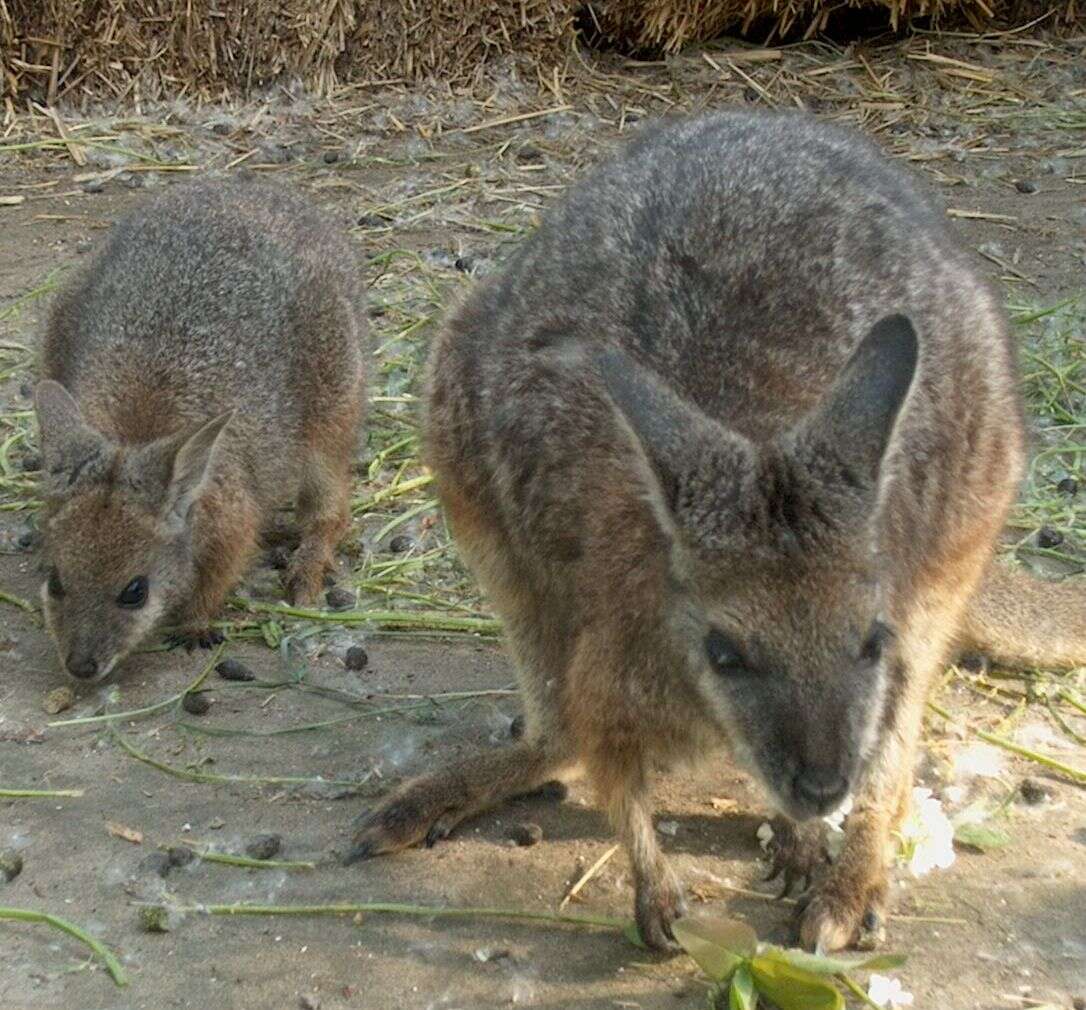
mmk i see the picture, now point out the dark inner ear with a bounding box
[802,314,919,484]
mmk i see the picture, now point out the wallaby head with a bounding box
[35,380,233,683]
[596,314,919,821]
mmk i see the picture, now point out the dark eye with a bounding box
[47,568,64,598]
[705,628,747,675]
[860,620,893,664]
[117,576,148,609]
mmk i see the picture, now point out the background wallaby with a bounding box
[347,111,1086,951]
[36,177,366,683]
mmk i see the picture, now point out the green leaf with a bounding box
[750,952,844,1010]
[672,915,758,982]
[953,822,1011,851]
[623,922,647,949]
[729,965,757,1010]
[764,944,907,975]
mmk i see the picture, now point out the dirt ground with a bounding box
[1,29,1085,1010]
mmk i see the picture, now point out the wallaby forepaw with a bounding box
[166,628,225,651]
[283,565,325,608]
[634,872,687,952]
[763,816,829,898]
[797,881,887,952]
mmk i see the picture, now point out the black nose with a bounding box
[794,765,848,812]
[68,657,99,680]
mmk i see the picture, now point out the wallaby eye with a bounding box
[705,628,746,675]
[118,576,149,609]
[860,620,893,664]
[47,567,65,598]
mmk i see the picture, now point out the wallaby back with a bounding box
[37,177,366,681]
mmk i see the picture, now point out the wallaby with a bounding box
[36,177,366,683]
[347,112,1086,951]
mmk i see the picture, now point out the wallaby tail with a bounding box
[958,560,1086,670]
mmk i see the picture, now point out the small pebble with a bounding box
[181,691,211,716]
[211,121,232,136]
[473,946,511,963]
[657,820,679,837]
[388,534,414,554]
[299,996,321,1010]
[81,179,104,194]
[1019,778,1051,805]
[322,150,340,164]
[1014,179,1039,194]
[1036,527,1063,549]
[0,850,24,882]
[344,645,369,672]
[454,255,475,273]
[139,852,173,879]
[509,822,543,847]
[1056,477,1078,496]
[216,658,255,682]
[43,685,75,715]
[509,714,525,740]
[121,173,145,189]
[245,834,282,861]
[166,846,195,868]
[325,586,356,611]
[20,453,41,472]
[357,213,384,228]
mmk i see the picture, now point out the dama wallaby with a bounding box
[36,178,366,683]
[348,112,1086,951]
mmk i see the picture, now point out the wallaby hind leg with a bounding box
[347,469,578,860]
[285,400,360,605]
[346,738,569,861]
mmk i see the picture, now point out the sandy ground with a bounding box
[1,30,1085,1010]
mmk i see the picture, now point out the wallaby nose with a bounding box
[68,656,99,680]
[793,765,848,812]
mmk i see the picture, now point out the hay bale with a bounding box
[586,0,1063,49]
[0,0,574,105]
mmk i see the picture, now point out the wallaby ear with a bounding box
[795,314,919,485]
[35,380,108,494]
[595,345,756,543]
[164,411,235,518]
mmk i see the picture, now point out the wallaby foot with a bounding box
[796,810,889,952]
[764,816,830,898]
[344,740,565,863]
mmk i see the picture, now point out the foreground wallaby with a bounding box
[36,178,366,683]
[348,112,1086,950]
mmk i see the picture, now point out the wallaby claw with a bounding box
[166,628,225,651]
[634,874,687,953]
[797,880,887,953]
[763,816,828,900]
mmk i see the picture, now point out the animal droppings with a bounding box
[245,834,283,860]
[181,691,211,715]
[216,658,256,682]
[344,645,369,671]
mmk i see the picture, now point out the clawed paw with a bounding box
[634,868,687,952]
[166,628,225,651]
[763,816,830,899]
[344,783,466,865]
[797,879,887,952]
